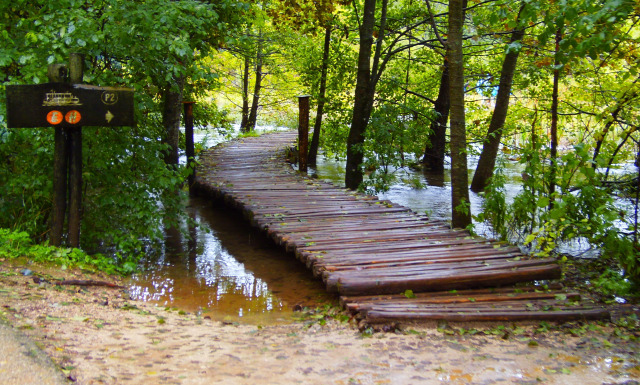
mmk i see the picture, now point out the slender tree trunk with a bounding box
[470,19,525,193]
[162,76,185,166]
[448,0,472,228]
[246,39,263,132]
[423,1,468,174]
[604,130,634,180]
[592,83,638,166]
[240,55,250,131]
[549,28,562,209]
[308,25,332,167]
[423,61,450,172]
[345,0,377,189]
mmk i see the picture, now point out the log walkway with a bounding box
[193,131,609,323]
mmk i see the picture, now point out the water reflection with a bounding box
[127,198,334,324]
[422,170,445,187]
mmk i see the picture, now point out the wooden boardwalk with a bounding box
[193,131,609,323]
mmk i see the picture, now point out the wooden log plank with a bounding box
[299,237,502,254]
[323,258,558,284]
[317,249,525,267]
[341,286,561,308]
[364,308,610,322]
[342,292,581,312]
[318,255,548,276]
[326,264,562,295]
[300,245,523,267]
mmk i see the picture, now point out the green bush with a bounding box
[0,228,134,275]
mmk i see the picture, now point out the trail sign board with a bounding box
[6,83,134,128]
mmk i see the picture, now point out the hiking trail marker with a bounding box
[5,54,134,247]
[6,83,134,128]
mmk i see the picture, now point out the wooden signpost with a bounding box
[6,83,134,128]
[5,54,134,248]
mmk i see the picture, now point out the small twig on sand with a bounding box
[57,279,123,289]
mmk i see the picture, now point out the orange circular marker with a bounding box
[46,110,63,125]
[65,110,82,125]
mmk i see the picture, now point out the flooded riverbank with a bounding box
[128,128,637,321]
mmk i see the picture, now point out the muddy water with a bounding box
[126,198,335,324]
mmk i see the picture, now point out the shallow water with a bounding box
[126,198,335,324]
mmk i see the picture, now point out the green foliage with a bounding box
[0,128,54,240]
[0,228,134,275]
[475,160,509,240]
[293,304,349,327]
[403,289,416,299]
[1,0,639,294]
[0,0,249,268]
[360,98,432,193]
[295,24,358,160]
[480,137,640,292]
[594,269,632,297]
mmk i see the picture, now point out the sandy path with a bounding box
[1,261,638,385]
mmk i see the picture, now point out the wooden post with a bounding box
[48,64,68,246]
[297,95,310,173]
[183,101,196,194]
[67,53,84,248]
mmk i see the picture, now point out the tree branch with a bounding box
[424,0,447,48]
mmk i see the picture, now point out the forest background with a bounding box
[1,0,639,299]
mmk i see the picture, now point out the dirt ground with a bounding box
[1,259,639,385]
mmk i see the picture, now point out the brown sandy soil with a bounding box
[1,259,639,385]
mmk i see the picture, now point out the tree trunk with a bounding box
[448,0,472,228]
[345,0,389,190]
[549,28,562,209]
[345,0,377,190]
[470,21,525,193]
[246,39,263,132]
[423,61,450,172]
[240,55,250,131]
[308,25,332,167]
[162,76,184,166]
[592,83,638,166]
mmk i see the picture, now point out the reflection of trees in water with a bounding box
[129,204,286,315]
[422,170,445,188]
[207,276,284,315]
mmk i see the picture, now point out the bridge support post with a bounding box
[297,95,310,173]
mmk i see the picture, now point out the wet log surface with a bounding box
[194,131,608,322]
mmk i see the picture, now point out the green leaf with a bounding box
[524,234,536,244]
[536,197,550,208]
